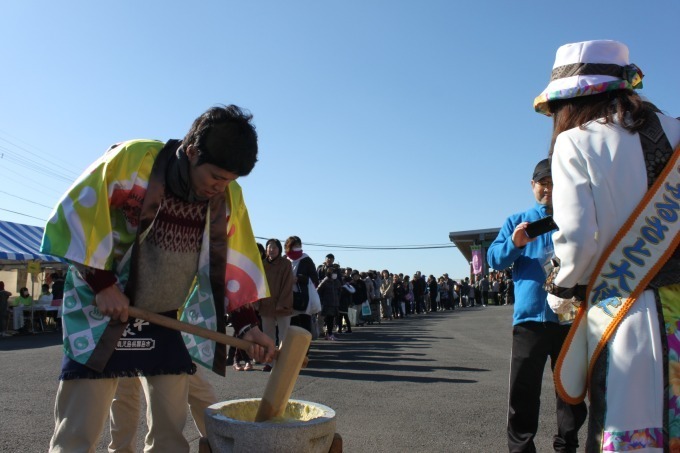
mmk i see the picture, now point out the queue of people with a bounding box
[252,242,504,345]
[243,238,475,347]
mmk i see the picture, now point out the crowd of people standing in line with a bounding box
[238,238,517,367]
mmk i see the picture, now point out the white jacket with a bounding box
[548,112,680,311]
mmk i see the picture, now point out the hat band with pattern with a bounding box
[551,63,625,81]
[550,62,643,87]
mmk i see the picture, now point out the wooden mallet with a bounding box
[126,306,312,422]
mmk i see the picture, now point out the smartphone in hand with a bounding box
[525,216,558,238]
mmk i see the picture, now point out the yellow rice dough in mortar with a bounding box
[217,400,325,423]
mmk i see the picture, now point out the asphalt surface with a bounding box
[0,305,586,452]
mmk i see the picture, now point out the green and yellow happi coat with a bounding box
[41,139,268,373]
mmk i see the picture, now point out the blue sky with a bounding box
[1,1,679,280]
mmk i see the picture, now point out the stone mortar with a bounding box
[205,398,337,453]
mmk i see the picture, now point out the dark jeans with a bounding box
[290,314,312,333]
[0,299,7,333]
[392,299,403,318]
[336,312,352,332]
[324,314,336,336]
[291,314,313,354]
[507,322,587,453]
[415,294,425,313]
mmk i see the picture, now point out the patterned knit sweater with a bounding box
[134,189,207,312]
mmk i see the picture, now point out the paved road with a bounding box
[0,305,586,452]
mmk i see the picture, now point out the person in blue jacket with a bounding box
[487,159,586,453]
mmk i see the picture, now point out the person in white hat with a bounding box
[538,40,680,451]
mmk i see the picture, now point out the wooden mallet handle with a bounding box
[128,306,256,351]
[128,307,312,422]
[127,306,309,368]
[255,325,311,422]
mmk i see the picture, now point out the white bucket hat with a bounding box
[534,40,644,115]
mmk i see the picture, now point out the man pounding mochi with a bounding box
[42,105,275,452]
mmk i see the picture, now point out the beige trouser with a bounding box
[108,377,142,453]
[108,367,217,452]
[261,315,291,346]
[187,367,218,437]
[261,315,292,366]
[49,374,190,453]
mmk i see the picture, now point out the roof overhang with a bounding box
[448,228,500,265]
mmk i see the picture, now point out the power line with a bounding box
[0,147,75,183]
[0,210,457,251]
[0,167,63,196]
[0,208,46,221]
[0,214,457,251]
[0,131,81,179]
[254,236,456,250]
[303,247,454,253]
[0,190,54,209]
[306,243,455,250]
[0,210,458,253]
[0,133,459,252]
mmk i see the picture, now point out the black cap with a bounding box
[532,159,551,181]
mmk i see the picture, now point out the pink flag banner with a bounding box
[471,246,483,275]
